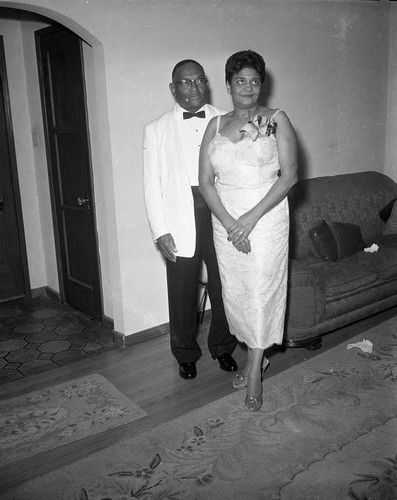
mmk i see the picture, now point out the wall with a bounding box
[0,0,393,338]
[0,9,121,324]
[386,2,397,181]
[20,15,58,290]
[0,11,48,289]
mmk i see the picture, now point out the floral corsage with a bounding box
[239,115,277,142]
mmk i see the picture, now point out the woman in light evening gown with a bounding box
[199,50,298,412]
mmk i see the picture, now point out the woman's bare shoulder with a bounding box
[203,115,219,139]
[216,112,235,129]
[219,111,234,122]
[257,106,281,118]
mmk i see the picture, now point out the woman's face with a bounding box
[227,67,261,109]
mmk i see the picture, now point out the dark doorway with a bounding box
[35,26,103,318]
[0,36,30,301]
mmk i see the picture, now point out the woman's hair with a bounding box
[225,50,266,84]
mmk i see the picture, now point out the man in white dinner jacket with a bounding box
[143,59,237,380]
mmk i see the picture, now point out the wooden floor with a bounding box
[1,306,396,495]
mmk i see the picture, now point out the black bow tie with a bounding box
[183,110,206,120]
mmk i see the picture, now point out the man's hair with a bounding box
[171,59,204,81]
[225,50,266,84]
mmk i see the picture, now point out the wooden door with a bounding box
[0,37,29,301]
[36,26,102,318]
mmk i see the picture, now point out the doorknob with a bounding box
[77,196,90,206]
[0,197,3,214]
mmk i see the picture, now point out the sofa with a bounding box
[284,170,397,349]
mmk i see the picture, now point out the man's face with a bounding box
[169,62,209,112]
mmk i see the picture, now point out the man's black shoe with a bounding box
[179,362,197,380]
[217,353,238,372]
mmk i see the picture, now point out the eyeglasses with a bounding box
[175,78,208,88]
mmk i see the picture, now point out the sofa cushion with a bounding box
[308,220,365,261]
[373,234,397,250]
[363,246,397,281]
[383,200,397,235]
[307,255,377,300]
[308,220,338,262]
[328,221,365,259]
[379,197,397,223]
[288,258,323,287]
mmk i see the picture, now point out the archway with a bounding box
[0,3,117,329]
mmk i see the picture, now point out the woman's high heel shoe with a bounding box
[233,373,248,390]
[232,359,269,390]
[244,393,263,412]
[244,370,264,412]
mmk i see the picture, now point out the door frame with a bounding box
[35,25,103,318]
[0,35,31,299]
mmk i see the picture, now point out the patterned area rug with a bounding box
[0,374,147,467]
[3,318,397,500]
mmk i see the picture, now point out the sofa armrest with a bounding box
[285,258,325,332]
[287,258,322,288]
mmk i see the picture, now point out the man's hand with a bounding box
[156,233,177,262]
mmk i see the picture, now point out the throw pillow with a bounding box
[308,220,338,262]
[383,200,397,235]
[379,198,397,223]
[328,221,365,259]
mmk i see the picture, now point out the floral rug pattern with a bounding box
[3,319,397,500]
[0,374,146,467]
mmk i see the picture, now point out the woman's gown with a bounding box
[208,111,289,349]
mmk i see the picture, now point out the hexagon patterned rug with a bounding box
[2,318,397,500]
[0,373,146,467]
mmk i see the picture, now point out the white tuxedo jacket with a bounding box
[143,103,225,257]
